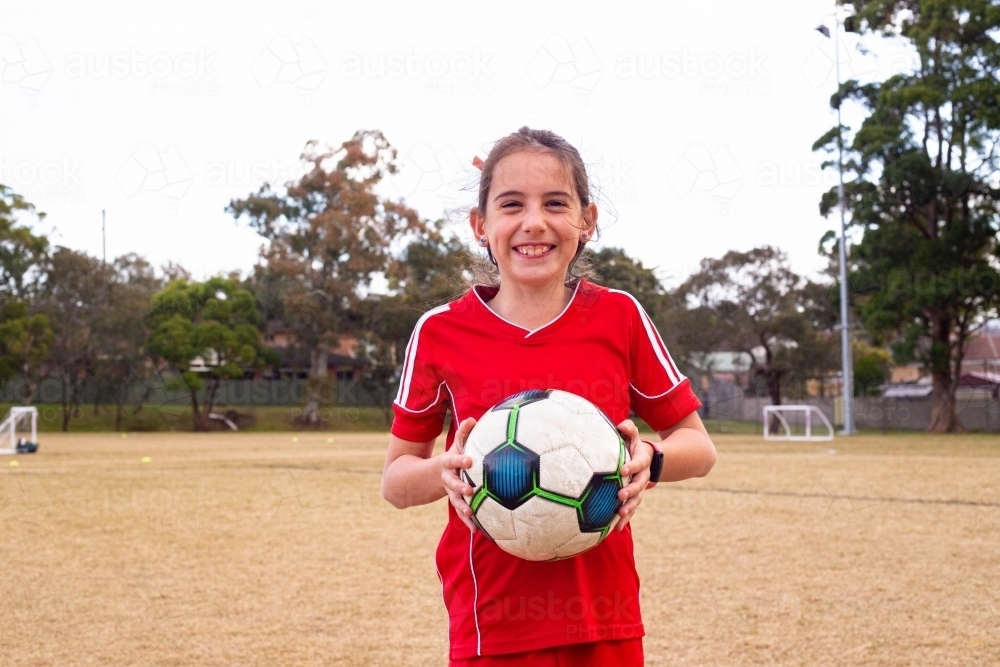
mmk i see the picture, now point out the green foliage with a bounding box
[0,183,49,300]
[854,344,892,397]
[815,1,1000,430]
[0,300,53,386]
[148,277,265,429]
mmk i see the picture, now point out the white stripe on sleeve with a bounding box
[608,289,682,386]
[395,303,451,409]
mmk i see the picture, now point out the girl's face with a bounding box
[471,150,597,290]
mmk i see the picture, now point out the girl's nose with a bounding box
[520,202,547,232]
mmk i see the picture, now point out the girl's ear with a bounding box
[469,207,486,241]
[582,202,599,237]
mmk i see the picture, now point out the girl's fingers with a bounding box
[454,418,478,453]
[441,452,473,470]
[446,488,478,532]
[621,460,651,496]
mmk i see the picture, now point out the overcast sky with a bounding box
[3,0,918,287]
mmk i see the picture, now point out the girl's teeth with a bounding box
[518,246,549,256]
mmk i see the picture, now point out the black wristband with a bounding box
[648,448,664,484]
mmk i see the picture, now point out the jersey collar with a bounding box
[471,280,583,339]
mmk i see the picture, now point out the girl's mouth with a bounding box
[514,244,556,258]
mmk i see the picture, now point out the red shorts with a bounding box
[448,639,644,667]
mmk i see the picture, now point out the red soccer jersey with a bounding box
[391,279,701,660]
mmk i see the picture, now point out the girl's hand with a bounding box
[616,419,654,531]
[440,417,479,533]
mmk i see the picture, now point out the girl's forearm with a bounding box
[656,428,717,482]
[382,453,448,509]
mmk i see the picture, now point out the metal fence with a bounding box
[0,376,398,409]
[700,391,1000,432]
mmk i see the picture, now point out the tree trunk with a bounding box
[767,369,782,406]
[302,346,329,424]
[190,387,207,431]
[926,315,963,433]
[927,369,963,433]
[61,373,71,432]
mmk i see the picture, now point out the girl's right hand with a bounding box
[440,417,478,533]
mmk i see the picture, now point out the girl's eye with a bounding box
[547,200,569,208]
[500,201,521,209]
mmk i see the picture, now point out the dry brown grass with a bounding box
[1,432,998,666]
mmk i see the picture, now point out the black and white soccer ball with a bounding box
[462,389,631,561]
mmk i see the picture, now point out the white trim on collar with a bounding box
[472,281,582,338]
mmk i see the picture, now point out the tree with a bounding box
[0,184,52,402]
[0,301,52,400]
[90,254,164,431]
[814,1,1000,431]
[228,130,425,424]
[148,277,265,431]
[678,246,809,406]
[35,247,111,430]
[853,342,892,397]
[0,184,49,300]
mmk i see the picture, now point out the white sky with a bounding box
[2,0,918,287]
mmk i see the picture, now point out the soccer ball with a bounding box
[462,389,631,561]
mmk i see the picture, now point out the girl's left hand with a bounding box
[615,419,654,531]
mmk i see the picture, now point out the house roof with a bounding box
[960,371,1000,387]
[965,332,1000,362]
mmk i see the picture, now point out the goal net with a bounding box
[763,405,834,441]
[0,407,38,454]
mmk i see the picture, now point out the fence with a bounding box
[4,376,998,432]
[700,390,1000,432]
[0,376,398,410]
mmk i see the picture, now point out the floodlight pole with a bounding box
[833,12,857,435]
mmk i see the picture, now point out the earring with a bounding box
[581,232,589,240]
[479,237,487,246]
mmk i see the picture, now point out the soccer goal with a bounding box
[0,407,38,454]
[762,405,834,441]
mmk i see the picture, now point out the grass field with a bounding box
[2,431,998,666]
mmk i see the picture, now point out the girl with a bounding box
[381,127,717,666]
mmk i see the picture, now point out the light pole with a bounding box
[816,11,856,435]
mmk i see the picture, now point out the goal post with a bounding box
[0,407,38,454]
[763,405,834,442]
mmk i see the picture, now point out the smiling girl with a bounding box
[381,127,717,666]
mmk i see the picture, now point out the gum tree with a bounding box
[228,130,425,424]
[814,1,1000,431]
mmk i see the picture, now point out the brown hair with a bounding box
[470,126,596,286]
